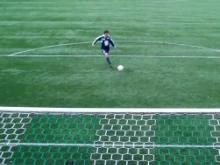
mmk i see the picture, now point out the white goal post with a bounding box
[0,107,220,113]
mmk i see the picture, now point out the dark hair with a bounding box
[65,160,74,165]
[104,30,109,34]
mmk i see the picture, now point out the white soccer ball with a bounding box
[117,65,124,71]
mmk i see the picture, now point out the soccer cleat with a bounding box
[109,64,113,68]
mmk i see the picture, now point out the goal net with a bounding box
[0,107,219,165]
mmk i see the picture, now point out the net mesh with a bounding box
[91,114,155,165]
[0,112,219,165]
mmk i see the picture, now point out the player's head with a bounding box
[103,30,109,36]
[65,160,74,165]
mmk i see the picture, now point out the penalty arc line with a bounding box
[8,42,90,56]
[0,142,219,148]
[7,41,220,57]
[126,41,220,53]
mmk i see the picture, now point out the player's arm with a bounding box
[109,38,116,47]
[92,36,102,46]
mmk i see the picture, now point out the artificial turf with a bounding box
[1,0,220,108]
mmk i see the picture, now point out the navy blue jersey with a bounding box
[92,35,115,50]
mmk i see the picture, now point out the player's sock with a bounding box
[106,57,111,65]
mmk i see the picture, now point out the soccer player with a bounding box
[92,30,116,68]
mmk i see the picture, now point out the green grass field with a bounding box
[1,0,220,165]
[1,0,220,107]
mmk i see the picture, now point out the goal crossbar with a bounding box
[0,107,219,114]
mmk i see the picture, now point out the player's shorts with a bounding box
[101,48,110,54]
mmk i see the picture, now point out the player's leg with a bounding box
[102,49,112,67]
[104,52,111,64]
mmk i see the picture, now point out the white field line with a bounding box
[8,42,90,56]
[123,41,220,53]
[0,142,219,148]
[2,21,220,25]
[1,55,220,59]
[7,41,220,57]
[0,107,220,113]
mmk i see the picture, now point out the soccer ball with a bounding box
[117,65,124,71]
